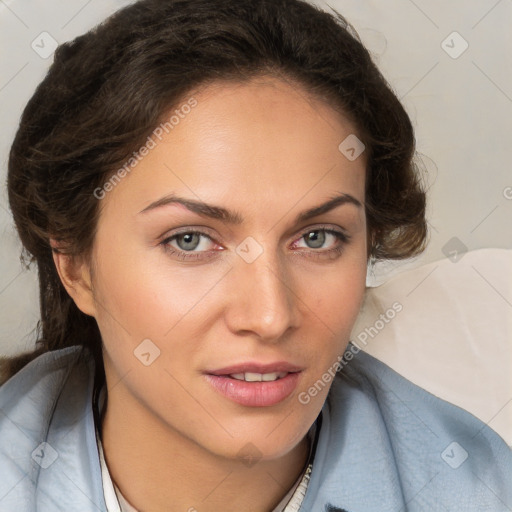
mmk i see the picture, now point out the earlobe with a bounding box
[50,239,97,317]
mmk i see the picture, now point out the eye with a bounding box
[295,229,340,249]
[160,230,218,261]
[170,232,209,251]
[291,226,350,260]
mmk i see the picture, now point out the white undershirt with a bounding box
[94,386,314,512]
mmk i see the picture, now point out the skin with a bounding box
[52,75,368,512]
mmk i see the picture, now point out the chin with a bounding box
[200,417,311,463]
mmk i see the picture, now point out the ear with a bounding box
[50,239,97,317]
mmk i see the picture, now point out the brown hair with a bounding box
[2,0,427,385]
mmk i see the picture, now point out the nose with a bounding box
[224,247,300,343]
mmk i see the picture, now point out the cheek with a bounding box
[92,239,215,339]
[299,252,367,382]
[306,251,367,331]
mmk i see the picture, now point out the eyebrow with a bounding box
[138,192,362,224]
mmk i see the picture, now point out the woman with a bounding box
[1,0,510,510]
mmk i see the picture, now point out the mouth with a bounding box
[204,362,303,407]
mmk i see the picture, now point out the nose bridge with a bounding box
[228,239,298,339]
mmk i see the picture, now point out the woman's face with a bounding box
[88,76,367,461]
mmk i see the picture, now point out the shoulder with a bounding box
[0,345,88,413]
[305,342,512,511]
[0,345,99,510]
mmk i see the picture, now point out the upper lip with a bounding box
[207,362,304,376]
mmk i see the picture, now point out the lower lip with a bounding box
[204,372,300,407]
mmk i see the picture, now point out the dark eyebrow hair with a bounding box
[138,192,362,224]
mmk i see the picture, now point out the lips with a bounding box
[205,361,303,407]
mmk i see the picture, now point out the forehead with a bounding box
[98,76,366,220]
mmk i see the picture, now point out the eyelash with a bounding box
[159,225,351,262]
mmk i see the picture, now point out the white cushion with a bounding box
[351,248,512,446]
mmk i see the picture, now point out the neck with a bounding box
[99,381,311,512]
